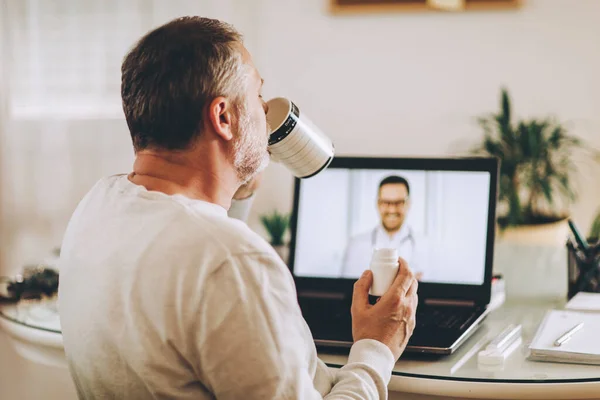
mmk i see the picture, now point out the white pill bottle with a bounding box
[369,248,399,297]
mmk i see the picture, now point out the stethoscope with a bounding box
[371,226,415,249]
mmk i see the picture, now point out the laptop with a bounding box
[288,156,499,355]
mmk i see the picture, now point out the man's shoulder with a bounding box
[201,216,274,256]
[78,174,274,260]
[75,174,138,211]
[76,174,124,202]
[185,219,289,291]
[90,174,128,191]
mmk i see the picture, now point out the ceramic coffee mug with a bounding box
[266,97,334,178]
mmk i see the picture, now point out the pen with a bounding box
[477,324,523,367]
[554,322,584,347]
[568,219,590,254]
[487,324,522,353]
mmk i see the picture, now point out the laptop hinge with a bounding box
[424,298,476,307]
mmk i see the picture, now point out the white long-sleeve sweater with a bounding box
[57,174,395,399]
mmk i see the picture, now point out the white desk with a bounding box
[3,298,600,399]
[319,299,600,400]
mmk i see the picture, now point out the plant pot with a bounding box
[494,218,570,300]
[496,218,569,246]
[493,241,567,300]
[272,244,289,265]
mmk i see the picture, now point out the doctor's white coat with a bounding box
[340,224,426,279]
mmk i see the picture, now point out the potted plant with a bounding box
[260,210,290,263]
[474,88,596,244]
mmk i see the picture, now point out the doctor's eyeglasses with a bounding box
[377,198,408,208]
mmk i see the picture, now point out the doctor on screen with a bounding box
[340,175,424,279]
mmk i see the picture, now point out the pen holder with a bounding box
[567,240,600,299]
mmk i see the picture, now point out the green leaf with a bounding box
[260,210,290,246]
[556,173,576,201]
[500,88,511,129]
[539,178,553,205]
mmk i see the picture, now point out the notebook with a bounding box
[565,292,600,312]
[529,310,600,365]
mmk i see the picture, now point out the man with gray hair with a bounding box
[58,16,418,399]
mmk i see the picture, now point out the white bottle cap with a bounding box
[371,248,398,264]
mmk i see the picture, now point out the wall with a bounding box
[248,0,600,238]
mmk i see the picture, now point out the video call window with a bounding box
[292,168,491,285]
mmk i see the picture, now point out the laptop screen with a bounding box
[290,158,494,286]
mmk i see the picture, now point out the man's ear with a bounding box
[207,96,234,141]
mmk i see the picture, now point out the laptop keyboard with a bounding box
[299,295,487,352]
[415,306,483,331]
